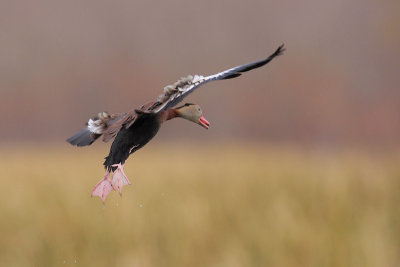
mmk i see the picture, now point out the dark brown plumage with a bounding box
[67,44,284,202]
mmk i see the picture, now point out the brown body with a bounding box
[66,44,284,202]
[67,103,209,172]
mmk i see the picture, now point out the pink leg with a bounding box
[91,171,115,203]
[111,163,131,196]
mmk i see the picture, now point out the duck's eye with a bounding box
[197,108,201,112]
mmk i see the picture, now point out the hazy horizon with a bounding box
[1,0,399,148]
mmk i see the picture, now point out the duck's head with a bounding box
[175,103,210,129]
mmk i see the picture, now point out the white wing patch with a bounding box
[152,44,284,113]
[87,112,114,134]
[192,74,203,83]
[88,119,103,134]
[157,74,205,103]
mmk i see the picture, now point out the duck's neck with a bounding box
[161,108,180,122]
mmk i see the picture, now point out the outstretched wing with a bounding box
[150,44,285,113]
[66,111,136,146]
[66,100,160,146]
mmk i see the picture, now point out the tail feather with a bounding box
[66,128,100,147]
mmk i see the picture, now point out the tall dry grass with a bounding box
[0,143,399,266]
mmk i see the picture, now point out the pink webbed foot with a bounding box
[91,171,115,203]
[112,163,131,196]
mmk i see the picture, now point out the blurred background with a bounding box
[1,0,400,266]
[1,0,399,146]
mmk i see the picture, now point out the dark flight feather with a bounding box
[66,128,100,147]
[152,44,285,112]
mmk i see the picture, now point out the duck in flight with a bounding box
[67,44,285,203]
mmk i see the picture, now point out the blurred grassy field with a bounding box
[0,143,400,267]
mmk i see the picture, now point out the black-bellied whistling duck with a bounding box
[67,44,284,202]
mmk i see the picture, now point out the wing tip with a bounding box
[66,128,98,147]
[271,44,285,58]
